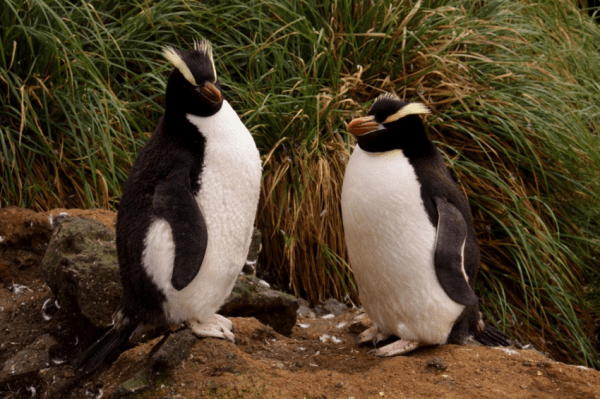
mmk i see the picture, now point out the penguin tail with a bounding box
[74,322,138,376]
[475,324,511,347]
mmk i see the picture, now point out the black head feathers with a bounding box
[163,40,223,117]
[368,93,430,125]
[347,93,431,155]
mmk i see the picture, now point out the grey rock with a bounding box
[111,367,152,398]
[426,357,448,372]
[38,365,74,399]
[314,298,348,317]
[0,334,57,382]
[41,216,121,331]
[152,329,198,370]
[296,298,316,319]
[112,287,298,396]
[241,228,261,275]
[40,217,296,338]
[112,329,198,398]
[220,274,299,335]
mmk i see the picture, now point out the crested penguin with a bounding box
[75,40,262,374]
[341,93,509,356]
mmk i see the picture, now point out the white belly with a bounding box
[341,146,464,344]
[161,100,262,323]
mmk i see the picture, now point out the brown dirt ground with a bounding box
[1,207,599,398]
[91,313,600,399]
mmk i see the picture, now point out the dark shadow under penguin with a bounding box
[75,40,262,374]
[341,93,509,356]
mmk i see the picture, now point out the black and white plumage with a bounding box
[341,93,509,356]
[75,40,262,374]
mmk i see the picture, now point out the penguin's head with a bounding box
[163,40,223,117]
[347,93,431,153]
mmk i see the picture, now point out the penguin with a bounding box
[341,93,509,356]
[75,40,262,374]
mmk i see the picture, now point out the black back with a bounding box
[354,97,510,344]
[356,104,480,287]
[116,116,207,326]
[116,44,223,326]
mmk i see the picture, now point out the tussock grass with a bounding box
[1,0,599,367]
[406,2,600,367]
[0,0,167,209]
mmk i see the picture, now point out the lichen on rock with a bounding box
[41,216,121,332]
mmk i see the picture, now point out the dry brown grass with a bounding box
[258,141,355,303]
[253,1,600,367]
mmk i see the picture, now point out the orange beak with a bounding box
[347,116,380,136]
[199,82,222,103]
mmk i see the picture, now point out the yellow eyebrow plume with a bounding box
[383,103,431,124]
[162,46,197,86]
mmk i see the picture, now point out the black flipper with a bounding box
[475,324,511,347]
[74,322,138,376]
[433,196,479,306]
[153,167,208,291]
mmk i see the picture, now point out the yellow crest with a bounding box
[373,93,431,123]
[382,103,431,124]
[194,39,217,83]
[374,92,402,103]
[373,93,430,124]
[162,46,197,86]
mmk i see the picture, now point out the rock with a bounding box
[241,228,262,275]
[314,298,348,317]
[0,208,116,295]
[297,298,316,319]
[40,216,296,336]
[426,357,448,372]
[0,208,54,282]
[0,208,53,253]
[38,365,75,399]
[41,216,121,332]
[152,330,198,370]
[0,208,116,277]
[111,368,152,398]
[220,275,299,335]
[112,329,198,397]
[0,335,57,383]
[45,208,116,231]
